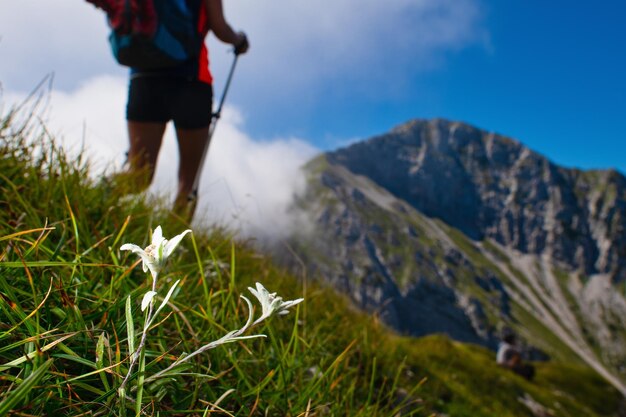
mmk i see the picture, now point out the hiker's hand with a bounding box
[234,32,249,55]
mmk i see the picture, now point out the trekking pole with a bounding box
[189,52,239,201]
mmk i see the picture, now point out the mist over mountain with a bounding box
[272,118,626,395]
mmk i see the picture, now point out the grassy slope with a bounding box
[0,104,622,416]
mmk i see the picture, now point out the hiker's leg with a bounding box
[173,126,211,218]
[170,78,213,220]
[520,364,535,381]
[126,121,167,191]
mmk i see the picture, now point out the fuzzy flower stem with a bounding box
[144,296,263,384]
[144,286,303,384]
[119,273,158,392]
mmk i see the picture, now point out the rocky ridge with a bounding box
[328,119,626,280]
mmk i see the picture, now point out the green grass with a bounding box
[0,97,423,416]
[0,96,623,416]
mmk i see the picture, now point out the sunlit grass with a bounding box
[0,91,622,416]
[0,95,423,416]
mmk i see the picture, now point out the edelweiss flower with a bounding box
[120,226,191,278]
[248,282,304,325]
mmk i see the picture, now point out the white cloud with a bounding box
[0,1,123,91]
[1,0,486,100]
[194,108,318,238]
[0,0,485,238]
[3,75,318,240]
[217,0,485,96]
[3,75,127,170]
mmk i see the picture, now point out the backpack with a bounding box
[86,0,203,69]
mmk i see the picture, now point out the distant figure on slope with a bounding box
[496,330,535,381]
[122,0,248,220]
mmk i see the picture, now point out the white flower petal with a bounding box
[120,243,143,253]
[248,286,260,299]
[141,291,157,311]
[248,282,303,324]
[152,226,163,245]
[164,229,192,258]
[120,226,192,278]
[152,279,181,319]
[146,261,160,276]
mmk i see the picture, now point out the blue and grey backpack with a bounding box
[86,0,203,69]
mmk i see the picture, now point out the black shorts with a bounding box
[126,75,213,129]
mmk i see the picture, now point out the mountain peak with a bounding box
[327,118,626,280]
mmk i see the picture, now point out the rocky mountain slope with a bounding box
[277,118,626,395]
[328,119,626,280]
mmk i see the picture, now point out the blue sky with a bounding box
[436,0,626,174]
[233,0,626,174]
[2,0,624,174]
[0,0,624,234]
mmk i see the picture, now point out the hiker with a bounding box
[496,331,535,381]
[122,0,249,220]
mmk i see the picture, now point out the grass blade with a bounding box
[125,295,135,357]
[0,333,74,372]
[0,358,53,415]
[150,279,181,324]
